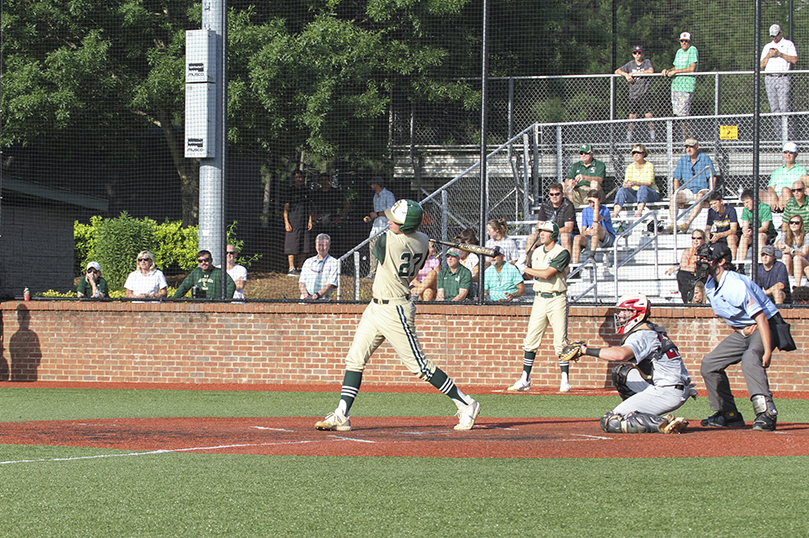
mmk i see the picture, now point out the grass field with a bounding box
[2,387,808,537]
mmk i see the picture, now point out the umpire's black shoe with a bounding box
[752,412,777,432]
[701,410,745,428]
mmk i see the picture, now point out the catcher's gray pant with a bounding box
[700,330,772,413]
[612,380,688,417]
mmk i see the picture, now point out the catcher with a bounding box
[563,294,696,434]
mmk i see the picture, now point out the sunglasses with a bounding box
[631,151,643,155]
[792,188,805,193]
[137,258,151,262]
[197,257,212,263]
[227,251,236,255]
[691,236,704,240]
[579,151,592,155]
[680,40,690,43]
[86,268,98,273]
[790,221,801,225]
[549,192,562,196]
[632,51,643,55]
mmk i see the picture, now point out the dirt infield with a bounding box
[2,416,809,459]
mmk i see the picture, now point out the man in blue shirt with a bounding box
[696,243,780,431]
[667,138,715,234]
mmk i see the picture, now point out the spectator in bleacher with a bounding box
[410,240,439,301]
[666,138,715,234]
[485,218,520,266]
[310,172,350,255]
[572,189,615,264]
[283,169,312,276]
[665,229,706,303]
[775,213,809,287]
[226,244,248,300]
[738,189,777,262]
[435,249,473,302]
[77,261,108,299]
[483,248,525,302]
[363,177,395,279]
[763,142,807,211]
[533,183,578,252]
[564,144,605,206]
[124,251,168,299]
[760,24,797,120]
[782,177,809,231]
[758,245,791,305]
[455,229,480,297]
[173,250,236,299]
[705,192,739,259]
[298,234,339,300]
[662,32,698,140]
[691,281,707,304]
[612,144,659,220]
[615,45,656,143]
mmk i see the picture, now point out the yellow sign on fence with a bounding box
[720,125,739,140]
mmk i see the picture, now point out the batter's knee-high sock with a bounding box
[428,368,471,407]
[521,351,536,379]
[337,371,363,416]
[559,360,570,375]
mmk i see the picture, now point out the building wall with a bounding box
[1,301,808,393]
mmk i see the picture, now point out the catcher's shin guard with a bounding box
[600,411,668,434]
[751,394,778,431]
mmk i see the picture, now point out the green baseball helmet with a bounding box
[385,199,424,233]
[536,220,560,242]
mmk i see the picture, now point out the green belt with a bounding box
[539,291,565,299]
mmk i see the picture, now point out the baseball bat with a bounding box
[429,239,500,257]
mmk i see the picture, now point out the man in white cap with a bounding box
[760,23,797,135]
[662,31,698,140]
[764,142,807,211]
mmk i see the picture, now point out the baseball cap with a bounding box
[784,142,799,153]
[579,143,593,154]
[86,261,101,271]
[368,176,384,187]
[446,248,461,257]
[632,45,644,53]
[684,138,699,147]
[679,32,691,41]
[697,242,732,262]
[769,24,782,37]
[761,245,777,257]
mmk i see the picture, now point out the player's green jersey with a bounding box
[372,230,430,299]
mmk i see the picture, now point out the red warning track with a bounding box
[2,416,808,459]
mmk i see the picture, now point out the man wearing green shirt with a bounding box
[783,177,809,230]
[738,189,776,262]
[77,262,109,298]
[435,249,473,301]
[565,144,606,206]
[765,142,808,211]
[174,250,236,299]
[663,32,698,140]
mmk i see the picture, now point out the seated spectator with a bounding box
[435,249,473,302]
[410,241,439,301]
[775,213,809,287]
[77,262,108,299]
[226,244,248,300]
[532,182,579,251]
[738,189,777,262]
[613,144,659,219]
[782,177,809,231]
[665,229,706,303]
[484,218,520,266]
[483,249,525,302]
[705,192,739,259]
[124,251,168,299]
[763,142,807,211]
[572,190,616,264]
[455,228,480,297]
[691,281,707,304]
[564,144,605,205]
[758,245,792,304]
[667,138,715,234]
[173,250,236,298]
[298,233,339,300]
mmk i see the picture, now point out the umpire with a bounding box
[696,243,780,431]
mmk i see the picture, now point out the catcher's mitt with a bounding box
[559,340,586,362]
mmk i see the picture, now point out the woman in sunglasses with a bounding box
[665,228,706,303]
[124,250,168,299]
[776,214,809,286]
[77,261,108,299]
[613,144,659,220]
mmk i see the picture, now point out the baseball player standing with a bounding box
[695,243,780,431]
[580,295,693,434]
[506,221,573,393]
[315,199,481,432]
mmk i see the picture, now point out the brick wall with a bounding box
[1,301,808,393]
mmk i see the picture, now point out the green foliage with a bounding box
[151,220,199,272]
[74,215,104,275]
[226,222,262,269]
[95,212,156,290]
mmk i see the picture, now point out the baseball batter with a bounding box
[315,200,481,432]
[506,221,573,393]
[581,295,694,434]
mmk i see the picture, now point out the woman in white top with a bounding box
[125,250,168,298]
[484,218,520,266]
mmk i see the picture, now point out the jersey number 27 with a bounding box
[397,252,424,279]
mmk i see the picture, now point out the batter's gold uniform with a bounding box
[523,242,570,356]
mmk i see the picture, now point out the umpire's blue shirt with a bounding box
[705,270,779,328]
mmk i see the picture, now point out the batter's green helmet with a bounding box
[385,199,424,233]
[536,220,560,242]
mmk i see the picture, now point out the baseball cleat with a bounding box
[454,398,481,430]
[752,412,777,432]
[559,381,571,393]
[662,416,689,434]
[315,410,351,431]
[507,378,531,392]
[700,410,744,428]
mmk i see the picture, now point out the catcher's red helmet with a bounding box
[614,294,650,335]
